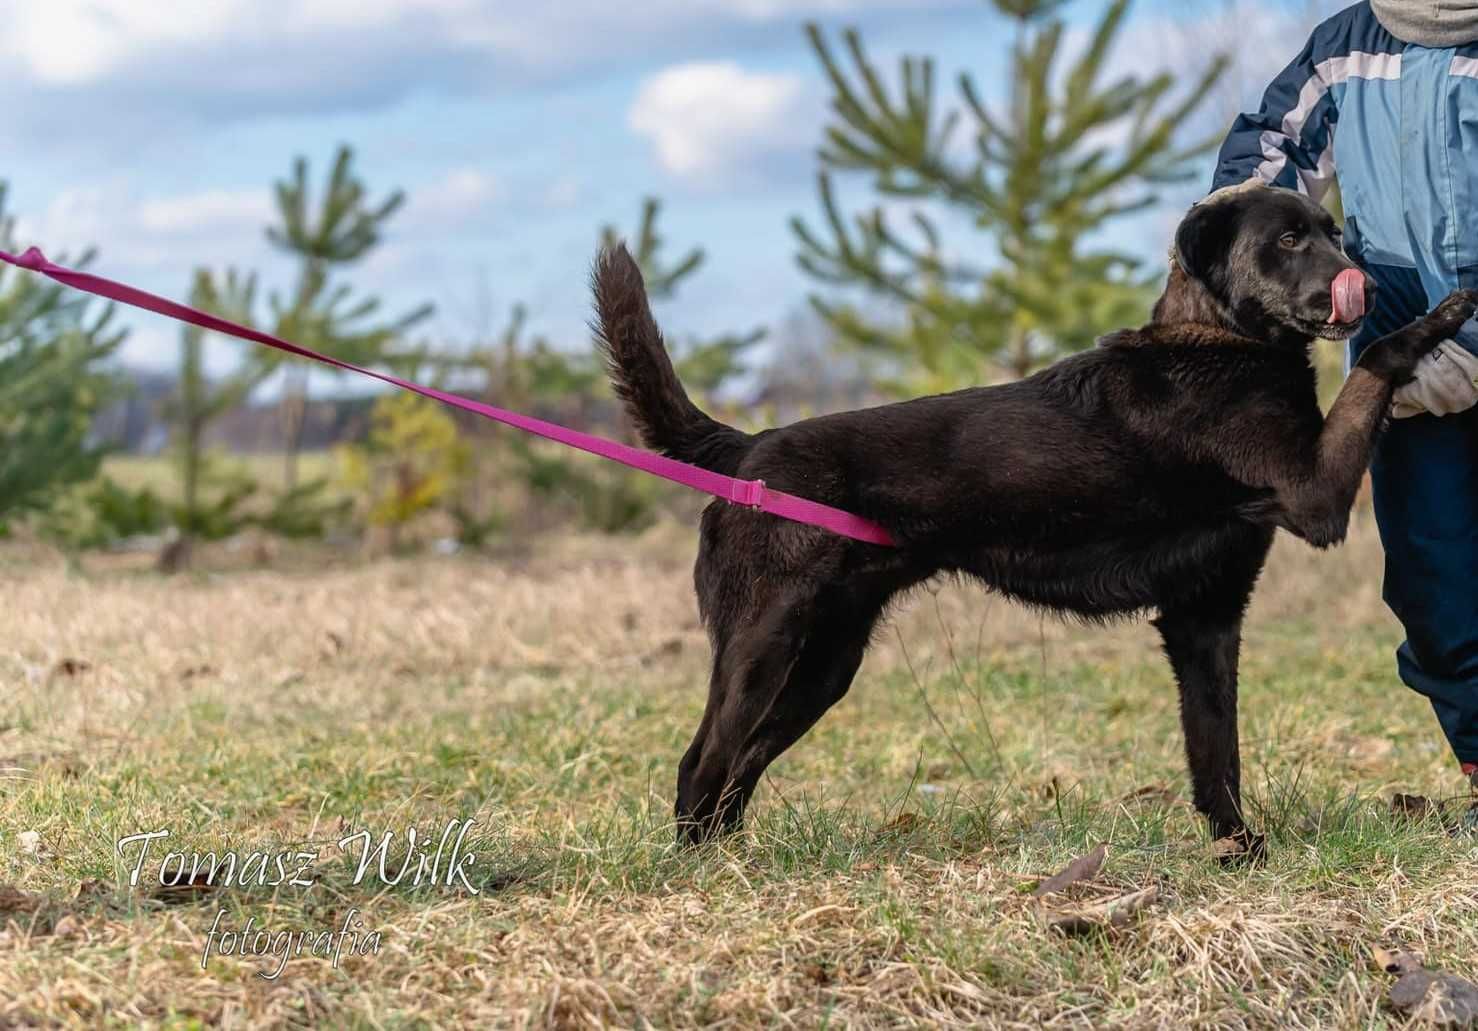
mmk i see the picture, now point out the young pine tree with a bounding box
[158,268,352,572]
[157,268,266,571]
[264,145,433,487]
[792,0,1229,389]
[0,182,123,531]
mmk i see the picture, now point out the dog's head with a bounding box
[1159,181,1376,342]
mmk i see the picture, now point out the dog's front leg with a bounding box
[1269,289,1478,548]
[1155,606,1264,862]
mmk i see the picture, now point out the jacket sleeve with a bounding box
[1212,33,1339,200]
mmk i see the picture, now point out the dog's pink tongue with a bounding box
[1329,268,1366,324]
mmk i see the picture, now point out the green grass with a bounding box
[102,453,341,502]
[1,520,1474,1027]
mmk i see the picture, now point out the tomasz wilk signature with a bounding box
[116,818,483,894]
[116,820,483,979]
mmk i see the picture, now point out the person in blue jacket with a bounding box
[1213,0,1478,791]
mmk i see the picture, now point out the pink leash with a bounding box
[0,247,896,547]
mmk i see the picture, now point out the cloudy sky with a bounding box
[0,0,1330,380]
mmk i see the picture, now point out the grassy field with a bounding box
[2,513,1475,1028]
[100,454,342,500]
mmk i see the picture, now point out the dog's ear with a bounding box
[1173,201,1239,286]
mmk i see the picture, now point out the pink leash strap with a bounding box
[0,247,896,547]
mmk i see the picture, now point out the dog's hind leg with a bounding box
[722,609,878,822]
[676,590,814,843]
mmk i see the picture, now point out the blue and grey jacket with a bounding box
[1213,1,1478,344]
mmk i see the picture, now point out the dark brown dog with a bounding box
[592,182,1478,855]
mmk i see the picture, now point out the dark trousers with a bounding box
[1350,264,1478,765]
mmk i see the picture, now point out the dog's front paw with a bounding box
[1364,289,1478,380]
[1425,289,1478,339]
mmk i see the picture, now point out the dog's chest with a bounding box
[949,515,1270,618]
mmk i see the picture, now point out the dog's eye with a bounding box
[1279,232,1300,249]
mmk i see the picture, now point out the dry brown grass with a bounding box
[2,510,1476,1028]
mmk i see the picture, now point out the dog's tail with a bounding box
[592,244,755,475]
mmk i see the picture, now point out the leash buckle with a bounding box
[729,478,767,510]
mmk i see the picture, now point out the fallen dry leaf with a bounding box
[51,658,91,677]
[0,752,80,781]
[1372,946,1425,976]
[1374,943,1478,1026]
[1210,836,1244,857]
[801,961,833,986]
[1032,843,1107,898]
[1389,970,1478,1027]
[790,904,846,929]
[51,914,82,939]
[1392,793,1439,821]
[322,631,346,658]
[880,812,921,836]
[74,879,109,901]
[1120,783,1182,805]
[1049,886,1158,937]
[0,886,45,915]
[1209,833,1267,864]
[148,870,220,906]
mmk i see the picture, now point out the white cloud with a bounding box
[0,0,965,83]
[136,189,274,235]
[12,184,274,271]
[406,168,500,227]
[13,170,496,262]
[4,181,275,372]
[628,62,813,180]
[2,2,235,84]
[0,0,971,149]
[12,187,116,255]
[0,0,471,84]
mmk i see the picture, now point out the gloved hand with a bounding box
[1391,340,1478,419]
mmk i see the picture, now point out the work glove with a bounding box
[1391,340,1478,419]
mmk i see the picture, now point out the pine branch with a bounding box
[793,0,1229,387]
